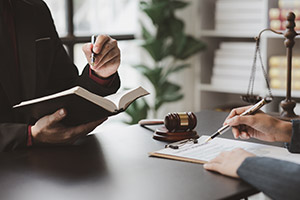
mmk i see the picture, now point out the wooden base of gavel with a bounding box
[140,112,199,143]
[153,127,199,142]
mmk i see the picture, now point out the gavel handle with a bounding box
[138,119,164,126]
[138,119,164,132]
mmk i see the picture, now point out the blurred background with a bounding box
[43,0,300,128]
[43,0,203,127]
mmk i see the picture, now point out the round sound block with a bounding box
[153,127,199,142]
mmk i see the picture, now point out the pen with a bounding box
[91,35,96,67]
[204,97,272,143]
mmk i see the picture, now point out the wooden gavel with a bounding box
[139,112,197,133]
[164,112,197,132]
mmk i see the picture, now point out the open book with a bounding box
[13,86,149,126]
[150,135,300,165]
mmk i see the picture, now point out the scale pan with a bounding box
[240,95,262,104]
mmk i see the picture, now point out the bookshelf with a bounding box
[196,0,300,113]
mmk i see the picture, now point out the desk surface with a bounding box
[0,110,274,200]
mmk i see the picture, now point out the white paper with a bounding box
[153,136,300,164]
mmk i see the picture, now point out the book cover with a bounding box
[13,86,150,126]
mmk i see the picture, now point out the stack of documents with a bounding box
[211,42,264,90]
[215,0,264,33]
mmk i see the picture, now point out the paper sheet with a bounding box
[150,135,300,164]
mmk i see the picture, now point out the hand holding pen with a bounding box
[205,98,272,143]
[82,35,121,78]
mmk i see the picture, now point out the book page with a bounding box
[150,136,300,164]
[105,87,149,110]
[13,87,80,108]
[13,86,149,115]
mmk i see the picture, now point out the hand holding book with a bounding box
[14,86,149,126]
[16,86,149,145]
[31,108,107,144]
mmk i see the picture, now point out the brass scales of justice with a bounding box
[243,11,300,120]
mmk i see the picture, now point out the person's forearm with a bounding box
[238,157,300,200]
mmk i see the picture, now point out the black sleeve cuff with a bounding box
[288,120,300,153]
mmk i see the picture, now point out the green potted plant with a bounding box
[125,0,206,124]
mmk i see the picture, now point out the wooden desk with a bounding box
[0,110,267,200]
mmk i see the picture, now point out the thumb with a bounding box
[203,162,221,172]
[48,108,67,125]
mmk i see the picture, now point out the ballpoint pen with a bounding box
[91,35,96,67]
[204,97,272,143]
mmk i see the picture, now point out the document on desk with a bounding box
[150,135,300,164]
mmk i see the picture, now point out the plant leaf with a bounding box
[155,93,183,110]
[167,32,186,57]
[169,17,185,36]
[135,65,163,87]
[141,39,166,62]
[164,63,190,78]
[156,81,181,97]
[124,99,149,125]
[141,24,153,41]
[177,35,206,59]
[140,1,169,25]
[134,64,152,75]
[170,1,189,10]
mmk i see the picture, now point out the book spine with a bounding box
[269,55,300,90]
[216,12,263,22]
[216,0,264,11]
[219,42,256,50]
[278,0,300,9]
[211,76,264,89]
[269,8,300,21]
[270,19,300,31]
[215,49,254,59]
[211,41,265,88]
[215,0,264,32]
[213,67,262,78]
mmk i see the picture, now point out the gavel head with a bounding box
[164,112,197,132]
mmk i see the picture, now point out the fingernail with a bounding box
[94,46,99,53]
[59,109,65,116]
[203,164,208,168]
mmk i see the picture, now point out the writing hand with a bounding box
[224,106,292,142]
[31,108,107,144]
[204,148,255,178]
[82,35,120,78]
